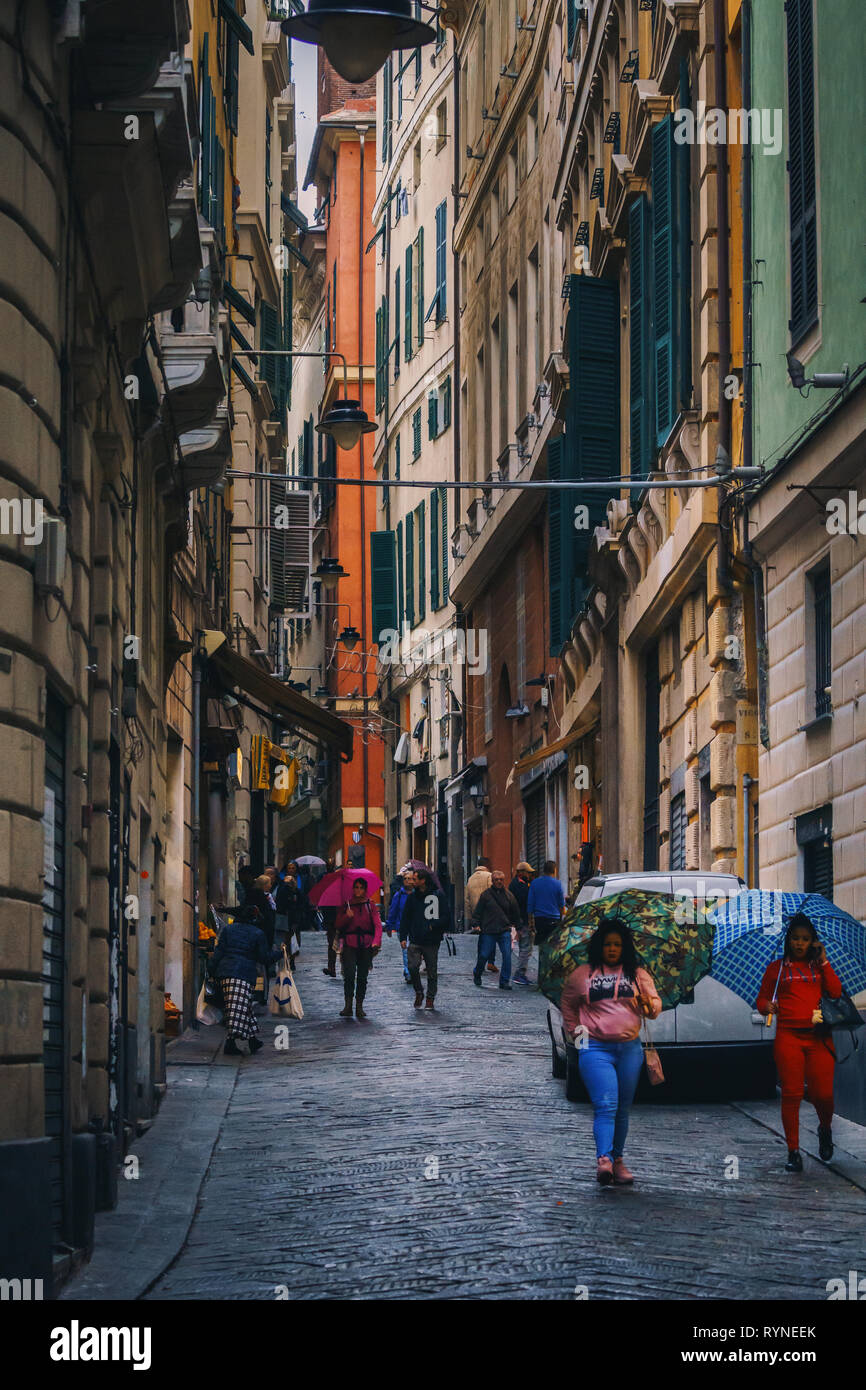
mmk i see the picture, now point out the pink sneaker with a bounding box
[613,1158,634,1185]
[596,1156,614,1186]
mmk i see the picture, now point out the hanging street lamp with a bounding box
[316,397,377,451]
[281,0,436,84]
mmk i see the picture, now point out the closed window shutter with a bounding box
[405,511,415,626]
[199,36,211,216]
[396,519,404,627]
[375,305,384,411]
[547,435,566,655]
[416,227,424,348]
[675,59,692,412]
[430,490,440,610]
[566,273,620,600]
[435,201,447,321]
[428,392,438,439]
[413,408,421,457]
[439,486,448,603]
[227,30,239,134]
[787,0,817,340]
[417,500,426,622]
[670,792,686,871]
[381,57,392,164]
[652,116,674,445]
[629,195,651,477]
[395,434,401,480]
[370,531,398,644]
[405,244,413,359]
[394,267,400,376]
[566,0,577,59]
[282,268,293,412]
[260,301,280,404]
[441,375,451,429]
[269,475,288,608]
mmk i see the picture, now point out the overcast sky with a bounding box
[292,42,318,219]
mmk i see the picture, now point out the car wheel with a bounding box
[565,1050,584,1102]
[551,1037,566,1079]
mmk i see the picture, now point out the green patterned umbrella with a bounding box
[538,890,715,1012]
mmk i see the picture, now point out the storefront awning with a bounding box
[505,728,586,790]
[210,643,353,759]
[443,756,487,796]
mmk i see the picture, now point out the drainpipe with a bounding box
[357,126,370,844]
[714,0,732,596]
[190,647,202,1029]
[742,771,753,886]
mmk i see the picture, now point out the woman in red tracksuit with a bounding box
[756,912,842,1172]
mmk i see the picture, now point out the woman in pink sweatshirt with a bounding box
[560,918,662,1186]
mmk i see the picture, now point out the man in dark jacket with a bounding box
[472,871,521,990]
[400,869,451,1010]
[508,862,534,986]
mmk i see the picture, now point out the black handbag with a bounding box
[820,988,864,1032]
[203,970,222,1007]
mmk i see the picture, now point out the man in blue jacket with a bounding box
[527,859,565,946]
[385,867,415,983]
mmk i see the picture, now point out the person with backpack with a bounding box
[385,867,415,983]
[335,877,383,1020]
[400,869,451,1010]
[756,913,843,1171]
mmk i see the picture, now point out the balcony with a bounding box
[159,300,226,436]
[107,57,199,205]
[178,404,231,492]
[150,183,203,314]
[77,0,191,103]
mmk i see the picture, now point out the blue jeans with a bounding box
[577,1038,643,1159]
[401,942,409,977]
[476,930,512,985]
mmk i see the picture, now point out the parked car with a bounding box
[547,870,777,1102]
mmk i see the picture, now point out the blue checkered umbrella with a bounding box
[708,890,866,1005]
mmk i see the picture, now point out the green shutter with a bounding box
[675,59,692,412]
[282,268,293,412]
[629,195,651,477]
[547,435,567,655]
[227,30,239,134]
[435,200,447,321]
[381,57,392,165]
[428,392,438,439]
[396,518,404,627]
[439,485,448,603]
[199,36,211,217]
[430,490,440,610]
[787,0,817,340]
[375,305,384,411]
[394,266,401,376]
[565,272,620,612]
[441,376,451,429]
[416,227,424,348]
[417,500,425,622]
[260,301,279,405]
[405,511,415,626]
[404,244,413,360]
[567,0,578,59]
[412,408,421,457]
[370,531,398,644]
[395,434,401,480]
[652,116,674,446]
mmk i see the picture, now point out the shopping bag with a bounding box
[642,1018,665,1085]
[290,932,301,956]
[269,947,304,1019]
[195,983,221,1026]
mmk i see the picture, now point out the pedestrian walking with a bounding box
[386,868,415,983]
[509,862,534,985]
[335,877,383,1019]
[756,912,843,1171]
[236,862,256,906]
[465,856,499,974]
[246,874,277,949]
[400,868,451,1010]
[527,859,566,946]
[211,904,281,1056]
[274,873,305,966]
[472,871,522,990]
[559,917,661,1185]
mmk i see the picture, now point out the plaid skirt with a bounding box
[220,977,258,1040]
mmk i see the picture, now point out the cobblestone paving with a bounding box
[146,934,866,1301]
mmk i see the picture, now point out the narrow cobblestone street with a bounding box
[63,934,866,1302]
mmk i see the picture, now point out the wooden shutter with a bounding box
[417,500,426,622]
[375,304,385,411]
[435,201,447,321]
[282,268,293,411]
[405,511,415,626]
[199,35,211,217]
[567,0,577,59]
[395,434,401,480]
[381,57,392,165]
[405,244,413,359]
[227,30,239,134]
[428,391,438,439]
[787,0,817,340]
[547,435,567,655]
[652,116,674,446]
[370,531,398,644]
[394,266,401,376]
[442,375,452,429]
[629,195,651,477]
[430,490,440,610]
[415,227,424,348]
[439,486,448,603]
[260,301,280,405]
[396,518,404,627]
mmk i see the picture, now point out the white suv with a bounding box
[547,870,777,1101]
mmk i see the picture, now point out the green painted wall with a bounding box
[751,0,866,471]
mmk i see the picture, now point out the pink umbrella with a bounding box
[308,867,383,907]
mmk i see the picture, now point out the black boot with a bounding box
[818,1126,834,1161]
[248,1037,264,1054]
[339,995,353,1018]
[785,1149,803,1172]
[224,1036,241,1056]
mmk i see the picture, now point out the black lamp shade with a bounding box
[282,1,436,84]
[316,397,376,451]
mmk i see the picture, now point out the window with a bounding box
[375,295,389,411]
[528,102,538,166]
[507,281,519,438]
[528,245,540,396]
[413,228,424,350]
[507,143,518,207]
[413,140,421,190]
[651,98,691,449]
[396,518,404,626]
[265,111,272,241]
[629,195,652,476]
[436,100,447,151]
[440,375,452,430]
[427,390,439,439]
[491,183,500,244]
[643,647,660,869]
[404,243,413,359]
[670,792,686,871]
[394,433,401,480]
[797,806,833,899]
[405,510,415,626]
[786,0,818,341]
[483,599,493,740]
[412,407,422,458]
[370,531,398,645]
[415,499,426,621]
[394,267,400,377]
[430,486,448,611]
[490,317,500,464]
[381,57,393,165]
[431,201,447,323]
[809,560,832,719]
